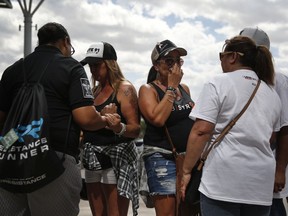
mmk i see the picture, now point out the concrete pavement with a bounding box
[79,198,288,216]
[79,198,155,216]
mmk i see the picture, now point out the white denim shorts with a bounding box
[85,168,117,184]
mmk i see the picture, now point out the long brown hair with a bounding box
[223,35,275,85]
[91,60,126,98]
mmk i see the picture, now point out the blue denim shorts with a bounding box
[144,152,176,195]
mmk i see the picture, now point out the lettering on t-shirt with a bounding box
[243,76,257,81]
[172,102,194,111]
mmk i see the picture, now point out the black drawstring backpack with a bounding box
[0,58,67,193]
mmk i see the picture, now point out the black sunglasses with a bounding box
[159,57,184,68]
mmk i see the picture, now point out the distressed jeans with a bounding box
[144,152,176,195]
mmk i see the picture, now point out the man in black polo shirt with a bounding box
[0,22,117,216]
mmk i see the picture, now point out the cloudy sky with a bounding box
[0,0,287,100]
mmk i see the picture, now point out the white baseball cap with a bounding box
[81,42,117,65]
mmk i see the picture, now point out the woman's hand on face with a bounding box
[168,63,183,88]
[100,103,117,115]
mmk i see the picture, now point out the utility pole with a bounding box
[17,0,44,57]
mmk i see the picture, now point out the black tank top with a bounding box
[143,83,195,153]
[83,93,133,146]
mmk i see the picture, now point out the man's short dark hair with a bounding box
[37,22,70,45]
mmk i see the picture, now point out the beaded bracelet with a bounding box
[114,122,127,137]
[166,86,177,94]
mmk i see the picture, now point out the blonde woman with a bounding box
[81,42,140,216]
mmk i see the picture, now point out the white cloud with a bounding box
[0,0,288,100]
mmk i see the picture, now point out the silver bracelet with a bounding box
[114,122,126,136]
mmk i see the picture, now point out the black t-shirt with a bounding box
[0,45,94,157]
[143,83,195,153]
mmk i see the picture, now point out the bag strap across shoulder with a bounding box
[165,79,261,165]
[197,79,261,170]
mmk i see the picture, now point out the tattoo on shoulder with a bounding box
[123,86,133,97]
[123,86,138,113]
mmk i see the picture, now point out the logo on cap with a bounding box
[87,47,100,55]
[80,42,117,65]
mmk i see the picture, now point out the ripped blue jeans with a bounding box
[144,152,176,195]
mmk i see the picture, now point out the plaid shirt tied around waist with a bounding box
[83,141,139,216]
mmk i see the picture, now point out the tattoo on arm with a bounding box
[123,86,133,97]
[130,92,139,117]
[124,86,139,117]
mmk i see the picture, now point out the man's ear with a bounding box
[64,37,71,50]
[59,37,70,57]
[229,52,238,64]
